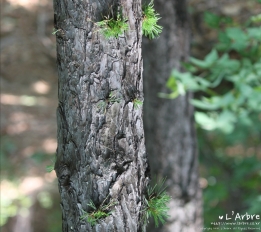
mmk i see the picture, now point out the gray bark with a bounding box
[54,0,149,231]
[143,0,202,231]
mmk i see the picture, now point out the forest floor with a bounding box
[1,1,62,231]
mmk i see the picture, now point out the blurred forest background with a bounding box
[0,0,261,231]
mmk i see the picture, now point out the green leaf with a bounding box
[46,165,54,173]
[215,110,236,133]
[190,49,218,69]
[238,111,252,126]
[192,93,234,110]
[195,111,236,133]
[182,62,198,73]
[195,112,217,130]
[226,27,247,40]
[158,91,180,99]
[204,12,221,28]
[218,92,235,107]
[254,61,261,76]
[248,91,261,111]
[247,27,261,41]
[239,84,253,97]
[191,97,221,110]
[194,77,211,88]
[216,31,231,51]
[171,70,203,92]
[166,76,177,90]
[250,14,261,23]
[254,86,261,92]
[205,49,219,64]
[46,157,56,173]
[189,57,210,69]
[215,53,240,73]
[225,27,248,51]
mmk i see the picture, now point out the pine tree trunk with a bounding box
[143,0,202,231]
[54,0,149,231]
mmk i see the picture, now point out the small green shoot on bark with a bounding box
[97,100,107,113]
[97,13,128,39]
[80,199,116,226]
[97,91,121,113]
[52,28,61,35]
[142,1,163,39]
[133,99,143,109]
[143,178,171,228]
[109,92,121,104]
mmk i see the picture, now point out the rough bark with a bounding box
[143,0,202,231]
[54,0,149,231]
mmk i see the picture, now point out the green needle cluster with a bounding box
[97,14,128,39]
[97,1,163,39]
[143,178,171,227]
[80,200,116,226]
[142,1,163,39]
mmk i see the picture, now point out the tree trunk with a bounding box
[54,0,149,231]
[143,0,202,231]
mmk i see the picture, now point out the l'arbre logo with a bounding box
[218,211,261,221]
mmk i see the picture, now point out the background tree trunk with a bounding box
[54,0,149,231]
[143,0,202,231]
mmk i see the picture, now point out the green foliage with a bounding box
[96,1,163,40]
[80,199,116,226]
[143,179,171,228]
[251,13,261,23]
[46,165,54,173]
[97,13,128,39]
[108,92,121,104]
[37,191,53,209]
[97,100,107,113]
[52,28,61,35]
[185,11,261,231]
[204,12,232,29]
[164,16,261,133]
[142,1,163,39]
[46,162,54,173]
[46,157,56,173]
[133,98,143,109]
[199,120,261,230]
[46,203,62,232]
[97,91,121,113]
[1,181,32,226]
[0,137,17,180]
